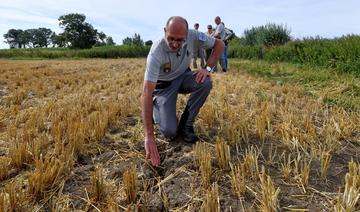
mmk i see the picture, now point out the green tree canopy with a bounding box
[23,28,53,48]
[4,29,24,48]
[50,32,66,47]
[122,33,144,46]
[105,36,116,46]
[145,40,153,46]
[33,28,53,47]
[58,13,98,49]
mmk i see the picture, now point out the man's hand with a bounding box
[145,137,160,167]
[193,68,211,83]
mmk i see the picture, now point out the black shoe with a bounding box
[178,126,199,143]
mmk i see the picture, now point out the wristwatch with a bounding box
[205,66,212,72]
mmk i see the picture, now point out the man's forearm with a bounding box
[142,93,154,139]
[206,39,225,68]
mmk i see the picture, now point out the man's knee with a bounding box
[202,78,213,91]
[160,126,177,139]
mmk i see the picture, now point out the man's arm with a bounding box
[141,80,160,166]
[194,38,224,83]
[206,38,224,68]
[213,32,221,39]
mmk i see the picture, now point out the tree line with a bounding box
[3,13,122,49]
[4,14,291,50]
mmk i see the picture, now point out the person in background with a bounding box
[214,16,227,72]
[141,16,224,167]
[205,24,217,72]
[192,23,205,69]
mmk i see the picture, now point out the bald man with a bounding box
[141,16,224,166]
[214,16,227,72]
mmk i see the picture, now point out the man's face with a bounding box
[164,24,187,52]
[215,17,220,25]
[207,28,212,33]
[194,25,199,30]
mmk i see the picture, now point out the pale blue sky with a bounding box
[1,0,359,49]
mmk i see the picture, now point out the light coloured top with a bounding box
[206,31,215,37]
[215,22,225,40]
[144,29,215,82]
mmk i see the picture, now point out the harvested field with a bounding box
[0,58,359,211]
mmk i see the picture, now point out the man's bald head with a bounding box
[164,16,188,51]
[165,16,188,32]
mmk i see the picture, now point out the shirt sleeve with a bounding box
[144,51,161,83]
[193,30,216,50]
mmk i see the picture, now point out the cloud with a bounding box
[1,0,360,49]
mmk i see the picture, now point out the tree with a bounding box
[94,31,107,46]
[19,29,33,48]
[4,29,24,48]
[106,36,115,46]
[122,33,144,46]
[145,40,153,46]
[58,13,98,49]
[51,32,66,47]
[98,32,106,43]
[32,28,53,47]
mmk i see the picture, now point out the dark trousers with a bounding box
[153,69,212,138]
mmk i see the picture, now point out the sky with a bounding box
[1,0,359,49]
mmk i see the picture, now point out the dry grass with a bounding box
[230,163,246,197]
[123,165,138,204]
[91,166,107,203]
[335,160,360,211]
[243,146,260,180]
[201,183,220,212]
[320,150,332,180]
[215,137,230,170]
[8,140,32,169]
[0,192,6,212]
[293,153,311,189]
[279,153,292,180]
[0,59,359,210]
[28,153,71,201]
[0,157,10,181]
[258,167,280,212]
[0,182,25,212]
[193,142,213,188]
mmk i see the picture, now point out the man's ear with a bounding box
[164,27,166,33]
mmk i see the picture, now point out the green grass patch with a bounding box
[228,35,360,74]
[0,45,150,59]
[231,59,360,112]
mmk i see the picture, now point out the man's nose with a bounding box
[173,42,180,48]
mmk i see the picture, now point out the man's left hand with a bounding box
[193,68,211,83]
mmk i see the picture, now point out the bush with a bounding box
[0,45,151,59]
[244,23,291,47]
[229,34,360,74]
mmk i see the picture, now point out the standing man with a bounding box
[214,16,227,72]
[192,23,205,69]
[141,16,224,167]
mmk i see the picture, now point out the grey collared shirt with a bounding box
[144,29,215,82]
[215,22,225,40]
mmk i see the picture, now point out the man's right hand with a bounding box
[144,137,160,167]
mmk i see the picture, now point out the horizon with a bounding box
[1,0,360,49]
